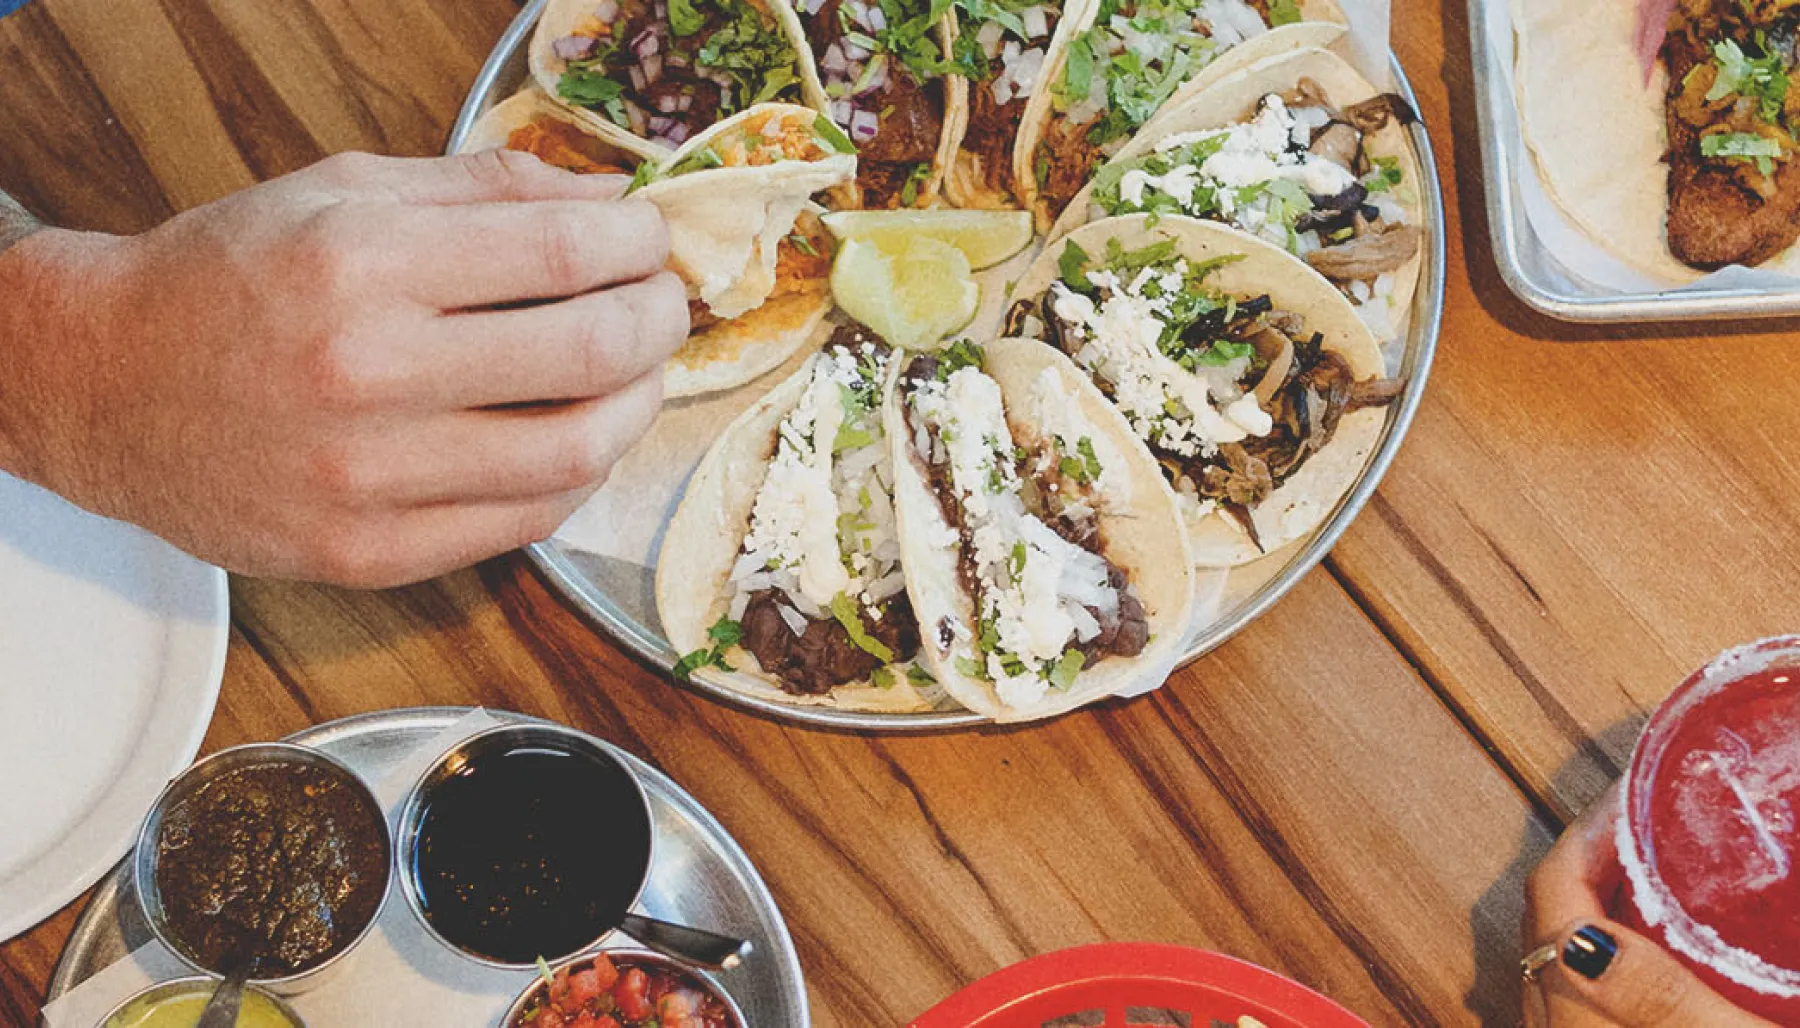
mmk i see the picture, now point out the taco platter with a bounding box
[452,0,1440,726]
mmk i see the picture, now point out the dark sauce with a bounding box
[413,746,652,964]
[154,761,388,977]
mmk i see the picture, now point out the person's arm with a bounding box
[0,188,43,255]
[0,151,687,587]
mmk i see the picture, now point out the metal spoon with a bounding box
[195,955,253,1028]
[619,913,752,970]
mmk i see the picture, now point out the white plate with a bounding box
[0,473,228,942]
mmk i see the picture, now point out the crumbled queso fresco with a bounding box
[730,345,903,626]
[1050,262,1272,463]
[909,365,1125,709]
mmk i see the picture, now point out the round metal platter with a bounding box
[45,707,810,1027]
[459,0,1446,730]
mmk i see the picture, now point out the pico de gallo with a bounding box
[514,952,738,1028]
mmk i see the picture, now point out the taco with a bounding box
[888,337,1196,721]
[637,103,857,396]
[791,0,962,207]
[657,328,953,713]
[1050,47,1424,342]
[1018,0,1347,231]
[460,87,667,173]
[939,0,1092,209]
[1006,214,1401,566]
[532,0,828,151]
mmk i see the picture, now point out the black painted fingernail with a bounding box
[1564,925,1618,980]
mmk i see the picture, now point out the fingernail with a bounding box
[1564,924,1618,980]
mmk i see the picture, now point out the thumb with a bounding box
[1542,919,1774,1026]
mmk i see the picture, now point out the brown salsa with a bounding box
[154,761,387,977]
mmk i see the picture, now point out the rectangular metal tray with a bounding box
[1468,0,1800,322]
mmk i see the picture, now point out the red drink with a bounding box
[1619,636,1800,1022]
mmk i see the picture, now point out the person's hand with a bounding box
[1522,782,1776,1027]
[0,150,686,587]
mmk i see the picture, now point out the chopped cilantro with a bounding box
[955,655,989,679]
[1710,35,1790,126]
[558,68,626,110]
[1268,0,1302,24]
[1363,154,1404,193]
[1009,540,1027,578]
[938,338,985,378]
[1048,648,1085,690]
[673,614,741,681]
[697,0,805,113]
[906,663,937,685]
[668,0,707,36]
[1189,338,1255,367]
[870,665,896,688]
[626,161,660,194]
[830,593,895,662]
[1702,131,1784,176]
[898,162,934,206]
[672,146,726,176]
[1058,239,1092,290]
[1077,437,1102,478]
[789,232,820,257]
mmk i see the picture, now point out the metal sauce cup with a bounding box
[395,723,656,970]
[500,948,747,1028]
[94,976,305,1028]
[133,742,393,995]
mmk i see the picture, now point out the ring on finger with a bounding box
[1521,943,1560,983]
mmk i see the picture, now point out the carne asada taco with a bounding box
[657,329,953,713]
[792,0,962,206]
[1018,0,1347,232]
[461,87,667,172]
[1007,214,1401,566]
[533,0,828,152]
[637,103,856,396]
[939,0,1093,209]
[888,337,1196,721]
[1049,47,1424,341]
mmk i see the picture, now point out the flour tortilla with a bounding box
[1015,0,1349,232]
[1045,46,1426,335]
[1013,214,1388,567]
[887,337,1197,722]
[458,87,667,167]
[640,103,857,396]
[655,353,955,714]
[1512,0,1800,282]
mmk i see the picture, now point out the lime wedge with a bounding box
[830,235,980,351]
[821,210,1035,271]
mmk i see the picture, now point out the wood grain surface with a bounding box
[4,0,1787,1022]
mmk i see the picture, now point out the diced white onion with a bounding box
[1021,6,1049,38]
[977,20,1005,58]
[594,0,620,20]
[1069,604,1100,643]
[777,604,809,637]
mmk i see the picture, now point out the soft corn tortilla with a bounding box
[1013,214,1388,567]
[1015,0,1349,231]
[656,354,955,714]
[459,87,668,167]
[1045,46,1427,331]
[886,336,1197,722]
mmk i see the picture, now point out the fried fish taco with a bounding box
[1049,47,1424,341]
[1007,214,1402,566]
[658,328,952,713]
[1018,0,1347,231]
[792,0,962,206]
[533,0,828,151]
[636,103,857,396]
[461,87,667,173]
[888,337,1196,722]
[939,0,1092,209]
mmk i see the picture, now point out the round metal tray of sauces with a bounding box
[456,0,1445,731]
[44,707,810,1027]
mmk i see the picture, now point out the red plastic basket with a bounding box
[909,944,1371,1028]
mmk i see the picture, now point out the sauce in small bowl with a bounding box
[97,976,303,1028]
[395,724,654,967]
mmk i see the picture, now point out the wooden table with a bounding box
[6,0,1797,1022]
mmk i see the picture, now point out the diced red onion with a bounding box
[821,40,849,74]
[665,50,689,68]
[842,38,871,61]
[666,122,691,144]
[1021,6,1048,38]
[626,101,648,134]
[593,0,620,20]
[632,28,660,57]
[649,115,675,134]
[850,109,880,141]
[629,66,647,91]
[830,98,855,125]
[553,35,597,61]
[654,0,667,18]
[865,5,887,31]
[801,0,827,13]
[655,92,679,112]
[643,52,663,84]
[677,92,694,111]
